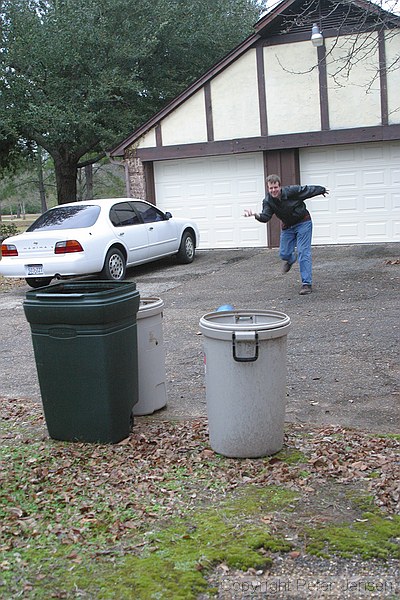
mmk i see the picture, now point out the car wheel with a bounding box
[101,247,126,281]
[25,277,53,288]
[177,231,195,264]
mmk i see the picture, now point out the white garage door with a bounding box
[154,153,266,249]
[300,141,400,245]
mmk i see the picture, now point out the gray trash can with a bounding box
[133,297,167,416]
[199,309,291,458]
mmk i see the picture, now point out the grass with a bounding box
[1,413,399,599]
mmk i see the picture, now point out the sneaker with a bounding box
[299,284,312,295]
[282,261,293,273]
[299,283,312,296]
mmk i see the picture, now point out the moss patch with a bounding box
[273,447,307,465]
[304,512,400,560]
[14,486,296,599]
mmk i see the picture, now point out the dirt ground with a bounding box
[1,243,399,598]
[1,243,399,433]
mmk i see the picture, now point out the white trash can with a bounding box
[133,297,167,416]
[199,309,291,458]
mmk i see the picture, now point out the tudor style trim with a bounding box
[378,29,389,126]
[204,82,214,142]
[110,0,400,157]
[129,124,400,163]
[256,45,268,137]
[317,44,329,131]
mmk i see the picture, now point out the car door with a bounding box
[109,202,149,264]
[131,201,178,258]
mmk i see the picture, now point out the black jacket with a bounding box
[255,185,326,228]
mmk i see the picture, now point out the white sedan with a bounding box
[0,198,200,288]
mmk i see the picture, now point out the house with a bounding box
[110,0,400,249]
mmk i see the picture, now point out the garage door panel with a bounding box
[361,145,385,161]
[365,221,389,238]
[198,228,210,245]
[335,196,358,212]
[391,169,400,185]
[335,147,357,162]
[190,207,208,219]
[336,172,358,187]
[362,170,385,186]
[188,183,207,196]
[312,223,335,244]
[215,204,234,218]
[212,181,232,195]
[300,141,400,244]
[337,222,362,241]
[163,184,183,199]
[364,195,387,210]
[154,153,266,249]
[238,178,260,194]
[308,197,331,213]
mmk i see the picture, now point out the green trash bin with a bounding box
[23,281,140,444]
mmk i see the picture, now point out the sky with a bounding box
[263,0,400,15]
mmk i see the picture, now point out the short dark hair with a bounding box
[266,174,281,185]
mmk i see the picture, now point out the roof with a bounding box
[110,0,400,156]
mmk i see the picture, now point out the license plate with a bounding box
[26,264,44,276]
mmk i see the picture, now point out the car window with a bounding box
[132,201,166,224]
[27,205,101,231]
[110,202,141,227]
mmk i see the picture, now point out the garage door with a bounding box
[154,153,266,249]
[300,141,400,244]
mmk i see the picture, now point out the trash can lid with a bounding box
[138,297,164,319]
[199,309,290,340]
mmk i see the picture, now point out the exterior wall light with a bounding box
[311,23,324,47]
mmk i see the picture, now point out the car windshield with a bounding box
[27,205,101,231]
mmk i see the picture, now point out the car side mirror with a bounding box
[165,212,172,220]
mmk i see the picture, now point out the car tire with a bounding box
[101,247,126,281]
[176,231,195,264]
[25,277,53,288]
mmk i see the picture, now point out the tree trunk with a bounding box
[54,157,78,204]
[85,164,93,200]
[37,147,48,214]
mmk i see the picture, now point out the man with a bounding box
[244,174,328,295]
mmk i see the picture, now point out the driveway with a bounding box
[1,243,399,434]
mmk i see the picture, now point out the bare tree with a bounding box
[266,0,400,88]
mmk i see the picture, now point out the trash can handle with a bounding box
[232,331,259,362]
[35,293,85,298]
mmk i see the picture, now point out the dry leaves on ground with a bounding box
[1,395,399,537]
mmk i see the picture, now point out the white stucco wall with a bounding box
[161,89,207,145]
[264,41,321,135]
[326,33,381,129]
[386,29,400,125]
[136,128,157,149]
[211,50,260,140]
[131,28,399,153]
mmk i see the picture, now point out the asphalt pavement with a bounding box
[1,243,399,434]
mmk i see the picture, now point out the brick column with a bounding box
[126,150,146,200]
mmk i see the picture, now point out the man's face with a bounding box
[267,181,281,198]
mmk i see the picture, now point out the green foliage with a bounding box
[0,222,18,240]
[0,0,264,202]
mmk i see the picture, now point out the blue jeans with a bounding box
[279,220,313,285]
